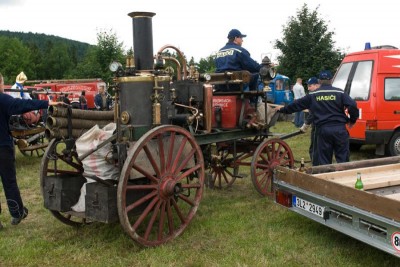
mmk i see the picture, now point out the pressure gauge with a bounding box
[109,61,122,72]
[204,73,211,81]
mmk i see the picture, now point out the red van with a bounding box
[332,45,400,156]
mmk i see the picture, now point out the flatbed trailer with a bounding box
[273,156,400,258]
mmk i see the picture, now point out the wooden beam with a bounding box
[307,156,400,174]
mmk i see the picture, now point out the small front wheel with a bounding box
[250,139,294,196]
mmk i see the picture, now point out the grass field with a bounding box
[0,121,399,267]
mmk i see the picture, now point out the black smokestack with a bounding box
[128,11,156,71]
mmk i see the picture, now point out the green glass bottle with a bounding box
[355,172,364,190]
[299,158,305,172]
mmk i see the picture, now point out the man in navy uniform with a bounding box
[276,70,359,166]
[215,29,262,92]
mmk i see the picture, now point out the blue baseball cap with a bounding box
[307,77,318,85]
[227,29,247,38]
[319,70,333,80]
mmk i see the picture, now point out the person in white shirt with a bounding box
[11,72,32,100]
[292,78,305,127]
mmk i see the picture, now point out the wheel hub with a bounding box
[159,176,182,199]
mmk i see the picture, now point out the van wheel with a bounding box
[388,132,400,156]
[349,143,362,151]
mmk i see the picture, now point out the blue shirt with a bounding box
[279,84,359,127]
[0,93,48,147]
[215,42,261,73]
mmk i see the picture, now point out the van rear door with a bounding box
[332,59,374,142]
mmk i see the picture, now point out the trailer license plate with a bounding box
[293,196,324,218]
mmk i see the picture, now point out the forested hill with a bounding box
[0,30,92,60]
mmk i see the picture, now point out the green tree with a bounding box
[45,43,74,79]
[0,36,32,84]
[95,29,125,84]
[274,4,344,84]
[71,29,125,84]
[196,55,216,74]
[66,47,102,79]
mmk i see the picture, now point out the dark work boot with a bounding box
[11,207,28,225]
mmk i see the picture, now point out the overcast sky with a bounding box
[1,0,399,63]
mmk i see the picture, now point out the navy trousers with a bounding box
[316,124,350,166]
[0,146,25,218]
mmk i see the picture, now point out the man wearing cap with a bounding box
[0,72,63,228]
[215,29,269,122]
[11,71,31,100]
[276,70,359,166]
[300,77,320,165]
[215,29,262,92]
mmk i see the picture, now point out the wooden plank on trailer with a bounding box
[338,174,400,190]
[384,192,400,201]
[307,156,400,174]
[314,163,400,183]
[275,166,400,222]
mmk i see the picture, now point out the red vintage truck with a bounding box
[31,78,106,109]
[332,44,400,156]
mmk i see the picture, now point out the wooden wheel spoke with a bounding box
[126,191,158,213]
[157,134,166,173]
[171,198,186,223]
[166,199,174,234]
[222,171,229,184]
[224,168,235,178]
[260,175,272,193]
[273,143,283,158]
[133,163,159,183]
[255,168,269,177]
[158,201,167,241]
[265,146,272,160]
[143,145,161,178]
[257,173,269,188]
[237,152,252,163]
[174,148,196,175]
[255,162,269,169]
[144,200,163,240]
[132,197,159,231]
[178,193,195,206]
[220,150,228,161]
[260,153,270,165]
[276,149,289,161]
[176,163,201,181]
[279,158,291,166]
[166,132,176,170]
[126,184,158,190]
[181,183,201,189]
[170,137,188,173]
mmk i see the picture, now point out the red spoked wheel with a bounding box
[208,147,252,189]
[251,138,294,196]
[118,125,205,247]
[40,138,87,226]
